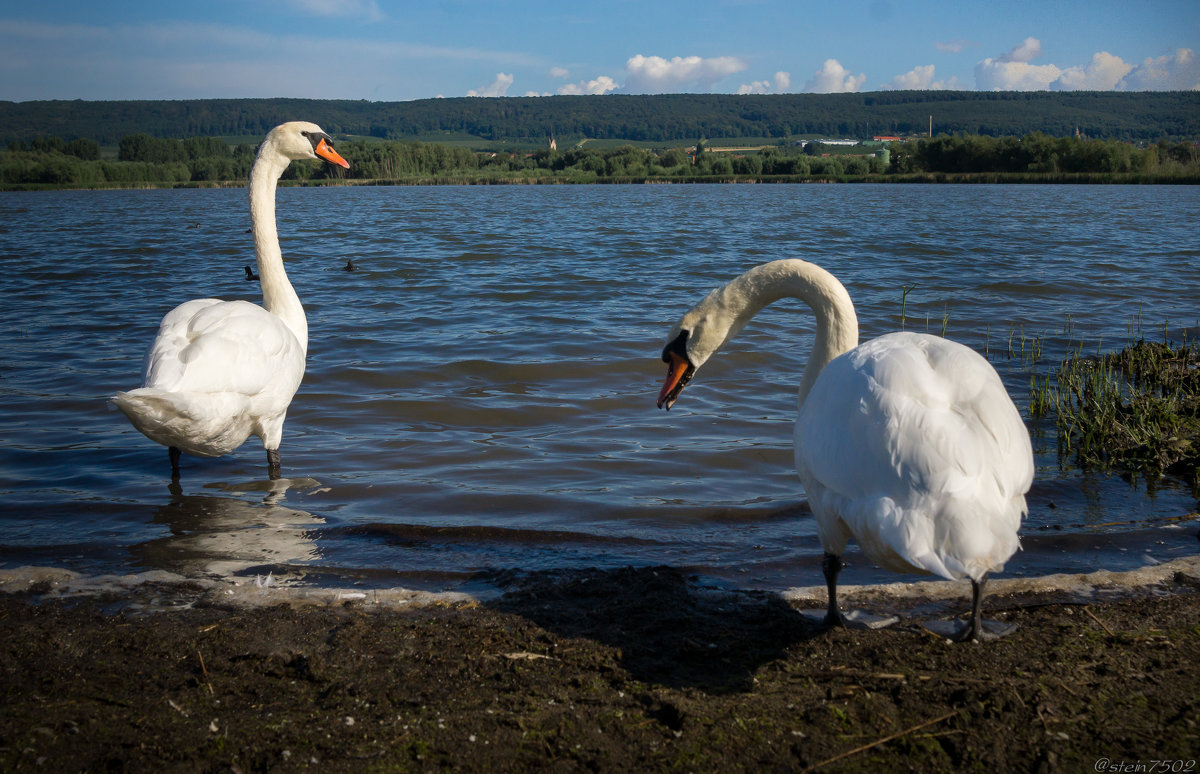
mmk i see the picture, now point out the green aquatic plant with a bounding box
[996,325,1044,368]
[895,285,950,337]
[1035,336,1200,495]
[1029,373,1052,418]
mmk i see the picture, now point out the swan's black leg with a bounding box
[822,552,848,629]
[266,448,281,480]
[954,576,987,643]
[169,446,181,478]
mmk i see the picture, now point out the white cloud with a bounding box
[736,71,790,94]
[736,80,770,94]
[557,75,619,95]
[467,72,514,97]
[802,59,866,93]
[549,66,569,79]
[975,38,1062,90]
[973,40,1200,91]
[623,54,747,93]
[1051,51,1133,90]
[1001,37,1042,63]
[1117,48,1200,91]
[881,64,964,91]
[975,59,1062,90]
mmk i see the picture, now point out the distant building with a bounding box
[549,136,557,151]
[873,136,903,142]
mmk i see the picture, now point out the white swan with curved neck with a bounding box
[112,121,350,479]
[657,259,1034,642]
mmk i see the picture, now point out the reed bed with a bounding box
[1031,334,1199,494]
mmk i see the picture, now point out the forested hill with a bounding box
[2,91,1197,146]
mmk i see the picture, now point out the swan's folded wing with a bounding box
[796,333,1032,577]
[905,335,1034,505]
[799,333,1031,502]
[795,341,904,502]
[143,299,304,396]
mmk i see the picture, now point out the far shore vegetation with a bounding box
[3,132,1198,190]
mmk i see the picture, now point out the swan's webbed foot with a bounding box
[923,618,1018,642]
[800,552,901,631]
[823,607,848,630]
[801,607,900,631]
[921,576,1015,642]
[844,609,901,629]
[266,448,282,480]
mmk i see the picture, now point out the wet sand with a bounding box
[2,557,1198,772]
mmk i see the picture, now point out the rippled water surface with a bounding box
[1,184,1197,591]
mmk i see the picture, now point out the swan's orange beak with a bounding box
[315,138,350,169]
[657,351,694,411]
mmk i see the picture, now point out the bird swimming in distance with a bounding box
[657,259,1034,642]
[112,122,350,480]
[244,265,259,281]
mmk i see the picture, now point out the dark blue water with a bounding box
[1,184,1197,592]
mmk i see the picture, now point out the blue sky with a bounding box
[0,0,1196,102]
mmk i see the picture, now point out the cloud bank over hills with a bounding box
[506,39,1197,98]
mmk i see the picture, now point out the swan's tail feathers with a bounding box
[111,389,252,458]
[830,494,1025,584]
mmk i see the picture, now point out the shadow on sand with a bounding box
[488,565,823,697]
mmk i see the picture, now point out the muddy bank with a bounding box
[1,558,1198,773]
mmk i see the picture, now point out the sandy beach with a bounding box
[1,556,1198,772]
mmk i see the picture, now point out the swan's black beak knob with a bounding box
[657,331,694,410]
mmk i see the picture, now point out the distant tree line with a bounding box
[116,133,258,181]
[6,135,100,160]
[889,133,1200,175]
[2,132,1197,188]
[1,91,1197,147]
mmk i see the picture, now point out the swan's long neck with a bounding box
[707,259,859,410]
[249,147,307,353]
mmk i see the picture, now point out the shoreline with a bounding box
[3,555,1198,613]
[2,558,1198,771]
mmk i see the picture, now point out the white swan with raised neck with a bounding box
[112,121,349,479]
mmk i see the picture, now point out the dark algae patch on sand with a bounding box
[2,566,1199,773]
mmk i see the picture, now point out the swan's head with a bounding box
[657,286,746,410]
[263,121,350,169]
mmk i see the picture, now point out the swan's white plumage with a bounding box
[112,121,348,469]
[660,258,1033,592]
[796,330,1032,582]
[115,299,305,457]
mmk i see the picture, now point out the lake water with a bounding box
[1,183,1197,594]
